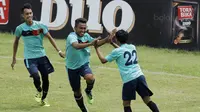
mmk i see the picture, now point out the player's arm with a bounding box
[95,36,109,47]
[94,47,108,64]
[72,42,93,49]
[11,37,20,70]
[95,28,117,47]
[72,38,98,49]
[109,28,119,48]
[96,28,118,47]
[45,32,65,58]
[110,41,119,48]
[13,37,20,58]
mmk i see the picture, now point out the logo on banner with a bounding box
[0,0,9,24]
[40,0,135,33]
[178,6,193,20]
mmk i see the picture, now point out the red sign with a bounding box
[178,6,193,20]
[0,0,9,24]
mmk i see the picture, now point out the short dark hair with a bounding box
[115,29,129,44]
[75,18,87,27]
[21,3,32,14]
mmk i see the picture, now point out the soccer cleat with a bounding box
[85,89,94,104]
[34,91,42,102]
[41,99,50,107]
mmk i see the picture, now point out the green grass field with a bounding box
[0,33,200,112]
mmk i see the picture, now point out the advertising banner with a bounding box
[1,0,200,49]
[0,0,9,25]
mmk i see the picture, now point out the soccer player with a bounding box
[174,30,184,44]
[94,29,160,112]
[65,18,110,112]
[11,3,65,106]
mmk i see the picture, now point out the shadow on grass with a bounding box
[0,102,44,112]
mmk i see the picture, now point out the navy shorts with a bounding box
[122,75,153,100]
[24,56,54,77]
[66,63,93,91]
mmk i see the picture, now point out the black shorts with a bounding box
[66,62,93,91]
[24,56,54,77]
[122,75,153,100]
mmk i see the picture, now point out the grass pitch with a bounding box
[0,33,200,112]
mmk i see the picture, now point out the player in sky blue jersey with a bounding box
[11,3,65,106]
[65,18,110,112]
[94,29,159,112]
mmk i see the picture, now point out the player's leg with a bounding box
[74,89,88,112]
[39,74,50,106]
[32,74,42,92]
[67,67,88,112]
[122,80,136,112]
[38,56,54,106]
[136,75,159,112]
[142,96,159,112]
[81,63,95,104]
[84,74,95,104]
[41,75,49,101]
[24,59,42,102]
[123,100,132,112]
[32,73,42,102]
[84,74,95,93]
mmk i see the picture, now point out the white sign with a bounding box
[40,0,135,33]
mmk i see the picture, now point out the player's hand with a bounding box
[58,51,65,58]
[11,57,16,70]
[91,36,101,46]
[93,40,99,48]
[108,28,117,43]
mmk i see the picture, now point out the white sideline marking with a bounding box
[1,55,200,79]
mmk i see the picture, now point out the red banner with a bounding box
[178,6,193,20]
[0,0,9,24]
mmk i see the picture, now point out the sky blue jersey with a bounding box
[105,44,144,83]
[14,20,48,59]
[65,32,94,69]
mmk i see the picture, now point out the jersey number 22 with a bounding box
[124,50,138,66]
